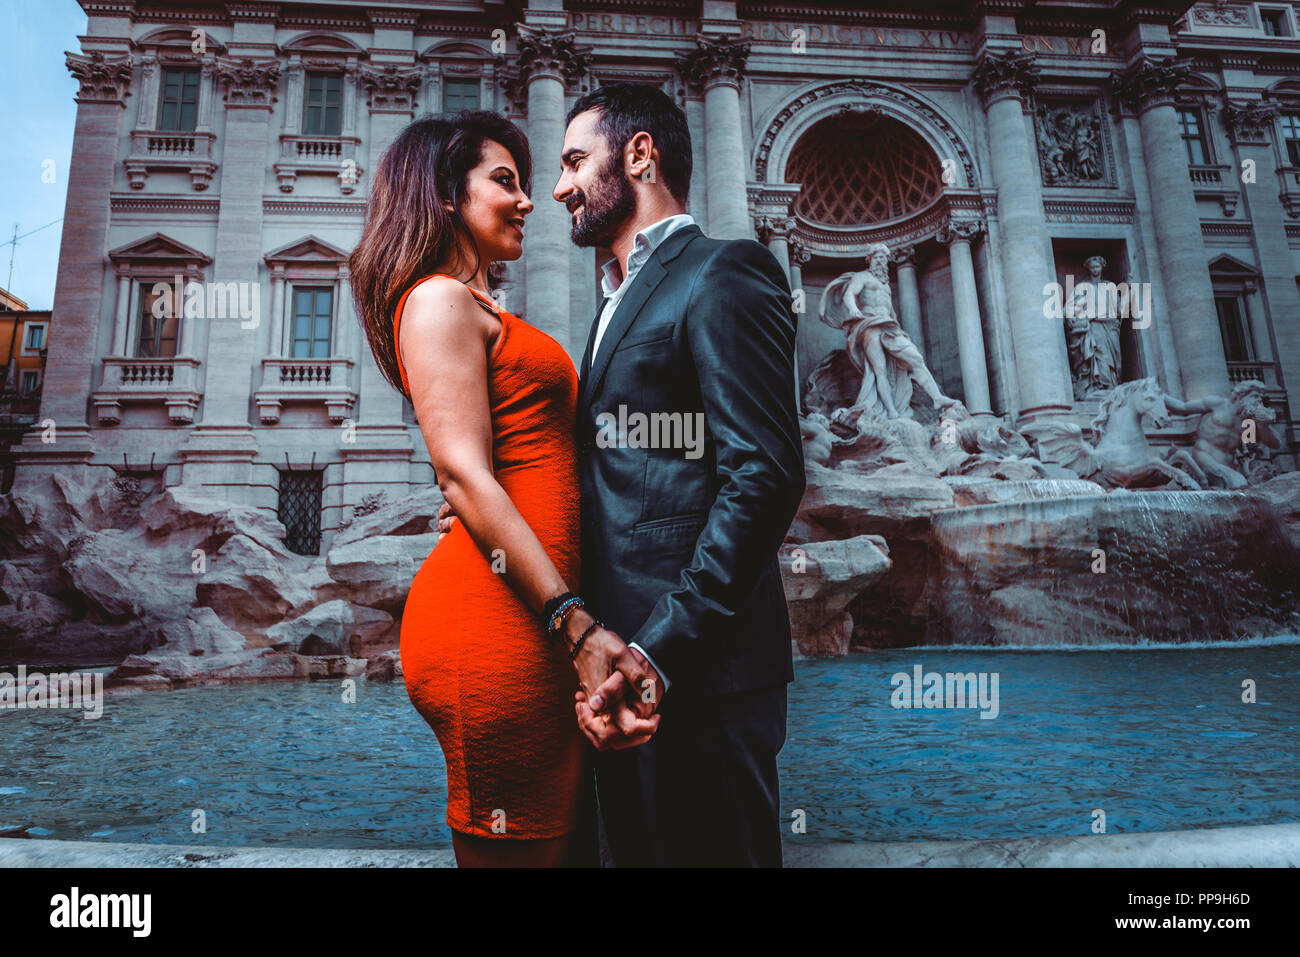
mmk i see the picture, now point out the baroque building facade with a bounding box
[17,0,1300,553]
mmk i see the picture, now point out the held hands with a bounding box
[563,610,663,751]
[435,500,663,750]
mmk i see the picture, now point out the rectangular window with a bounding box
[303,72,343,136]
[24,324,44,350]
[1282,113,1300,165]
[20,371,39,395]
[278,470,323,556]
[290,286,333,358]
[158,68,200,132]
[1179,108,1210,165]
[137,282,179,358]
[1261,8,1291,37]
[1215,295,1255,362]
[442,78,481,112]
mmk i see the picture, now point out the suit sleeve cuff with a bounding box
[628,642,671,694]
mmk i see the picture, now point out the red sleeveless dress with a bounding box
[393,274,585,839]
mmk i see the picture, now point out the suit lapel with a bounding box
[578,296,606,389]
[579,224,701,411]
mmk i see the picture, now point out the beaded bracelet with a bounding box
[547,595,584,641]
[570,619,602,660]
[541,592,576,628]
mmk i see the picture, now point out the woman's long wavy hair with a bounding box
[348,110,532,398]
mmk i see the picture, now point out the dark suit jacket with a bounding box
[575,223,806,695]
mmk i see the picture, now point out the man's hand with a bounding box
[565,610,663,728]
[575,684,659,751]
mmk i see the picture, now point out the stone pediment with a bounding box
[282,32,366,56]
[419,40,491,61]
[1208,253,1260,277]
[264,236,350,266]
[135,27,227,54]
[107,233,212,265]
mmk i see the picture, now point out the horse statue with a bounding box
[1037,378,1206,489]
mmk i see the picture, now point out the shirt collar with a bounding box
[600,213,697,299]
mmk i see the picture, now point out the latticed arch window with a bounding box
[278,470,323,555]
[785,113,942,226]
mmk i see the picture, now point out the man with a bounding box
[441,83,805,866]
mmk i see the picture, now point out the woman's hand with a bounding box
[563,609,663,728]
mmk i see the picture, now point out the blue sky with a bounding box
[0,0,87,309]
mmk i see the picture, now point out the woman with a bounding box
[348,111,659,867]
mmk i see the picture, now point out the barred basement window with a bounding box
[278,470,323,556]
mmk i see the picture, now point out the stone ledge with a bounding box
[3,822,1297,868]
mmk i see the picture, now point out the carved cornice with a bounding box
[359,64,422,111]
[1111,57,1194,114]
[678,36,751,94]
[1222,100,1280,145]
[1190,2,1251,26]
[216,56,281,108]
[972,50,1039,108]
[66,51,133,106]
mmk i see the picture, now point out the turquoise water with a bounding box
[1,639,1298,848]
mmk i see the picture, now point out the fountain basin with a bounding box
[924,490,1300,645]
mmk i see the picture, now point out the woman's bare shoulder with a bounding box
[401,277,496,344]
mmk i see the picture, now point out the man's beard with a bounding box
[569,154,636,247]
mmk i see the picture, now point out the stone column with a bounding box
[136,53,158,129]
[1241,280,1272,363]
[683,91,708,227]
[1112,58,1230,399]
[1222,98,1299,458]
[267,265,286,357]
[334,267,352,357]
[680,37,752,240]
[973,50,1074,431]
[18,51,134,476]
[892,243,925,349]
[516,27,589,358]
[178,56,280,501]
[789,239,810,410]
[758,215,794,283]
[196,56,216,133]
[111,268,133,356]
[941,219,994,417]
[341,58,358,137]
[283,55,303,135]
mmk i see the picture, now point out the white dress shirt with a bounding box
[590,212,697,695]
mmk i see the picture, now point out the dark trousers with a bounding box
[593,682,788,867]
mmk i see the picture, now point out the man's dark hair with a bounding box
[566,82,693,205]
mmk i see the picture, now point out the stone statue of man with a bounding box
[1065,254,1124,398]
[819,242,954,420]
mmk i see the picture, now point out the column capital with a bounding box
[973,50,1038,109]
[755,214,795,242]
[1110,57,1193,115]
[892,243,918,267]
[514,24,591,88]
[66,51,134,107]
[939,218,986,244]
[1222,99,1280,146]
[216,56,281,109]
[678,36,751,94]
[359,64,422,112]
[789,238,812,267]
